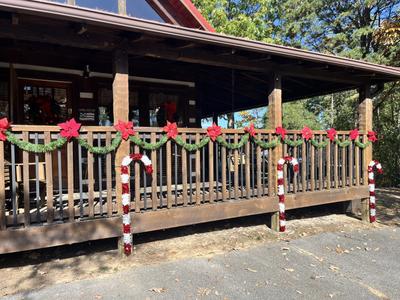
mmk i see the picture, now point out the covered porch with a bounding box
[0,0,399,254]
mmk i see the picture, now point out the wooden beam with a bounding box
[267,73,283,231]
[0,185,368,254]
[113,49,129,213]
[0,21,365,85]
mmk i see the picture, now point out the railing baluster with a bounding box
[188,135,193,205]
[251,142,255,197]
[318,134,323,190]
[0,140,5,230]
[44,132,54,223]
[158,139,163,208]
[78,143,83,218]
[181,133,188,206]
[283,141,288,193]
[234,134,239,199]
[240,146,244,199]
[34,134,41,223]
[301,138,306,192]
[256,133,262,197]
[106,132,112,217]
[341,134,346,187]
[208,139,214,203]
[57,147,63,220]
[174,142,178,206]
[349,138,354,187]
[202,145,205,203]
[326,137,331,190]
[215,141,219,201]
[10,143,17,226]
[166,139,172,208]
[195,133,201,205]
[355,141,360,186]
[310,139,315,192]
[87,132,94,218]
[151,133,158,210]
[334,140,339,189]
[245,139,251,199]
[221,133,227,201]
[293,133,298,193]
[268,133,273,196]
[97,134,103,216]
[228,146,232,199]
[22,132,30,226]
[134,143,141,212]
[143,149,148,210]
[67,141,74,221]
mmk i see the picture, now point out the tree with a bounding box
[193,0,400,185]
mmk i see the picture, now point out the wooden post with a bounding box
[113,49,130,253]
[357,84,373,221]
[267,74,283,231]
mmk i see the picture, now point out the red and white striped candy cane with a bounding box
[368,160,383,223]
[121,153,153,255]
[277,156,299,232]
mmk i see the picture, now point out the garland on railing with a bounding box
[0,117,378,154]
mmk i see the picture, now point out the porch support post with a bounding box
[113,49,130,253]
[357,84,373,222]
[267,73,283,231]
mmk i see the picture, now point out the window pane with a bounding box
[126,0,164,22]
[76,0,118,14]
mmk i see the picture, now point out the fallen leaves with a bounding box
[149,287,167,294]
[245,268,258,273]
[284,268,295,272]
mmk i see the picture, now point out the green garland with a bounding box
[4,129,373,154]
[283,138,303,147]
[335,138,352,148]
[252,137,281,149]
[175,136,210,151]
[5,131,67,153]
[129,134,169,150]
[216,134,250,149]
[310,139,329,148]
[355,139,371,149]
[77,132,122,154]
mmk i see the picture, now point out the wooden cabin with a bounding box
[0,0,399,254]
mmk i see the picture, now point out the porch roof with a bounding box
[0,0,399,116]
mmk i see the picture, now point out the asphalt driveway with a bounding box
[6,226,399,300]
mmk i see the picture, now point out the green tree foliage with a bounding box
[193,0,400,185]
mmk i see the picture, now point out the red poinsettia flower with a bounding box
[301,126,313,141]
[244,123,256,137]
[58,118,81,141]
[368,131,378,142]
[326,128,337,141]
[275,126,287,140]
[349,128,359,140]
[163,121,178,139]
[114,120,135,140]
[0,117,10,141]
[207,122,222,141]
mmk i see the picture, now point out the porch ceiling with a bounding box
[0,0,399,117]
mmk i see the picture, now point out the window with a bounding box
[76,0,118,14]
[0,81,9,118]
[126,0,164,22]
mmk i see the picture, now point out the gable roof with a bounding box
[147,0,215,32]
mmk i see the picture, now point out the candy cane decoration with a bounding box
[121,153,153,255]
[277,156,299,232]
[368,160,383,223]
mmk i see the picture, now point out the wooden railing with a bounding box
[0,126,369,230]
